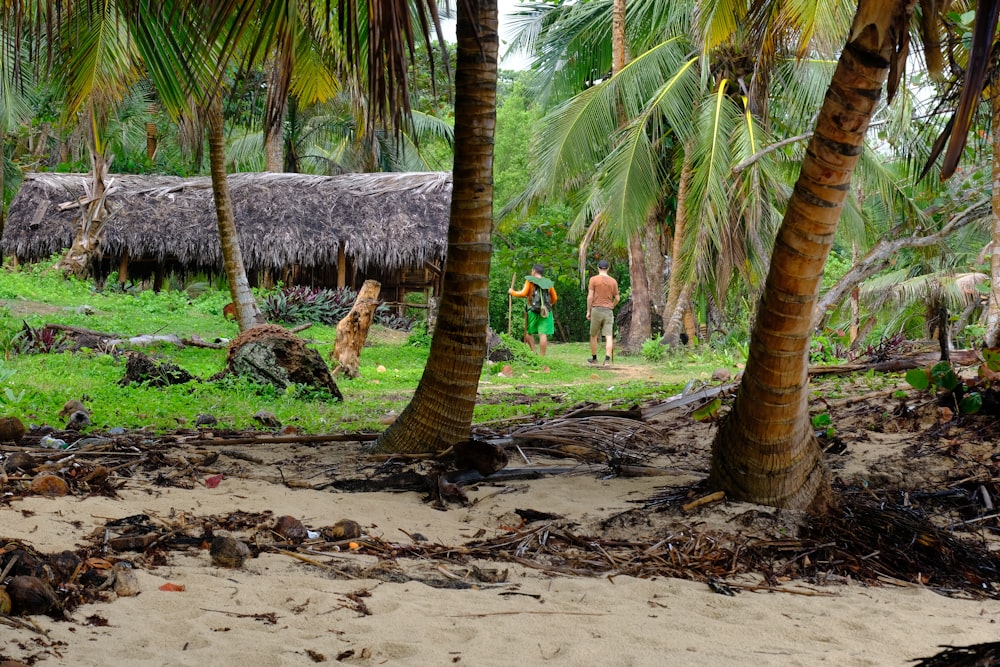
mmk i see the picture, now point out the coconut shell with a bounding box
[49,550,83,584]
[274,515,308,543]
[3,451,38,472]
[322,519,362,541]
[1,549,42,578]
[29,474,69,497]
[0,416,26,443]
[210,536,250,568]
[7,575,59,615]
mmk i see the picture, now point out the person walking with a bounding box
[509,264,557,356]
[587,259,620,365]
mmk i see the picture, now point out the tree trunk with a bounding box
[622,233,652,352]
[374,0,498,454]
[644,211,667,327]
[264,59,286,172]
[662,156,693,345]
[56,150,110,279]
[986,69,1000,347]
[332,279,382,378]
[709,0,914,511]
[206,96,263,332]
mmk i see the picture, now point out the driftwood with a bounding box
[332,279,381,379]
[809,349,980,376]
[46,323,226,349]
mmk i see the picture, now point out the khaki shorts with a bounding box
[590,307,614,338]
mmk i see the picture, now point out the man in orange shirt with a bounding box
[509,264,558,356]
[587,259,620,365]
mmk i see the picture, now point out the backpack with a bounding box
[530,284,551,318]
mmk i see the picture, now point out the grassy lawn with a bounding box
[0,261,742,434]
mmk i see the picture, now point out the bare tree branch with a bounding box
[812,196,991,330]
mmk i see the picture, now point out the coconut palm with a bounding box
[374,0,498,453]
[707,0,921,510]
[0,27,33,238]
[514,0,846,346]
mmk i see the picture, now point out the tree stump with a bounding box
[221,325,343,400]
[331,280,381,379]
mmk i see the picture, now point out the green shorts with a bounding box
[527,311,554,335]
[590,307,614,337]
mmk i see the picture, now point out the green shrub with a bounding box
[642,335,666,362]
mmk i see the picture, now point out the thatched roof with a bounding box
[2,171,452,273]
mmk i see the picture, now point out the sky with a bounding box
[439,0,533,71]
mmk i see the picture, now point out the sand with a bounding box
[3,461,999,667]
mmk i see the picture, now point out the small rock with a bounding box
[376,365,387,373]
[195,413,218,427]
[58,399,90,421]
[75,305,95,316]
[65,410,91,431]
[253,410,281,428]
[112,562,141,597]
[210,536,251,568]
[711,368,732,382]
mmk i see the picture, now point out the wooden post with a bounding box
[118,253,129,286]
[331,279,381,378]
[507,273,516,335]
[337,245,347,288]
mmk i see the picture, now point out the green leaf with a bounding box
[929,362,959,391]
[811,413,833,428]
[983,348,1000,372]
[905,368,929,390]
[692,398,721,422]
[959,392,982,414]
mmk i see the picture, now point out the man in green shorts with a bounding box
[587,259,620,365]
[509,264,558,356]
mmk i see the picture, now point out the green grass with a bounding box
[0,259,743,434]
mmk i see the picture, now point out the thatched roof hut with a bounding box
[2,171,452,297]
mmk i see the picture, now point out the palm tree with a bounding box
[707,0,917,510]
[374,0,498,453]
[516,0,837,346]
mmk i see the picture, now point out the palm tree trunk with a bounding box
[986,70,1000,347]
[644,210,667,327]
[264,59,286,172]
[206,95,262,332]
[57,150,109,279]
[622,233,652,352]
[709,0,915,511]
[662,155,693,345]
[374,0,498,454]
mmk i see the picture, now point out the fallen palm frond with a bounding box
[510,416,668,470]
